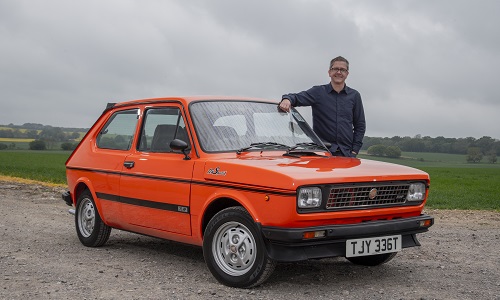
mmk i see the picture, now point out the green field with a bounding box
[0,150,70,184]
[359,152,500,210]
[0,150,499,211]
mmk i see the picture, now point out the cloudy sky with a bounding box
[1,0,499,139]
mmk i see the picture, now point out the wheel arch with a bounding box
[201,197,243,238]
[71,179,107,223]
[199,188,271,239]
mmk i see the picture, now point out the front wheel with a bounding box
[346,252,397,266]
[75,190,111,247]
[203,207,276,288]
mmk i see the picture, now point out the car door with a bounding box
[91,108,140,226]
[119,105,194,235]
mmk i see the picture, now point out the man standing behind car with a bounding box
[279,56,366,157]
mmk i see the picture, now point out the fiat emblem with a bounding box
[368,188,378,200]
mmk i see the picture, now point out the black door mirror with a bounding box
[170,139,191,160]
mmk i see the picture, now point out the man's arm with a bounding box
[351,94,366,153]
[280,88,319,112]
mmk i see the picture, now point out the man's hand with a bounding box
[279,99,292,112]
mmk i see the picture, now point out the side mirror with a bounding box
[170,139,191,160]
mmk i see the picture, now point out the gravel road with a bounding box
[1,180,499,300]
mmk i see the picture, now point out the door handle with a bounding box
[124,161,135,169]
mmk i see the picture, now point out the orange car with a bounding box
[62,96,433,288]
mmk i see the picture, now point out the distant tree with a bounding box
[25,129,39,139]
[466,147,483,163]
[0,129,14,138]
[70,132,80,140]
[487,150,497,164]
[400,138,427,152]
[29,140,46,150]
[40,126,67,142]
[385,146,402,158]
[22,123,45,130]
[367,144,387,156]
[475,136,495,154]
[61,142,77,151]
[0,143,7,150]
[361,137,383,150]
[451,138,470,154]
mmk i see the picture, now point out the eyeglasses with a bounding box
[330,67,348,74]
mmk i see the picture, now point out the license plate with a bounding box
[346,235,402,258]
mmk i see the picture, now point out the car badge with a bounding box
[207,166,227,176]
[368,188,378,200]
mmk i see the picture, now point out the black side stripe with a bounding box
[96,192,190,214]
[67,166,296,197]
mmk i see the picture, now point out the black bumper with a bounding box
[260,214,434,262]
[61,191,73,206]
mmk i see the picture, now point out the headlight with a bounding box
[407,182,426,201]
[298,187,322,208]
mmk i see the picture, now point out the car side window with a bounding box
[96,109,139,150]
[138,107,190,152]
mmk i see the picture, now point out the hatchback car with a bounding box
[63,96,433,288]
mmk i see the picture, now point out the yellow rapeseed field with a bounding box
[0,138,35,142]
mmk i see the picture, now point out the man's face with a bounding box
[328,61,349,85]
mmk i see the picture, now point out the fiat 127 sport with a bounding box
[62,96,433,288]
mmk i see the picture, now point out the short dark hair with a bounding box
[330,56,349,70]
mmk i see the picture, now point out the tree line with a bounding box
[361,135,498,163]
[1,124,499,163]
[0,127,80,140]
[0,124,84,151]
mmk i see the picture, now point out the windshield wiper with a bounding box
[237,142,290,154]
[282,142,329,157]
[287,142,329,152]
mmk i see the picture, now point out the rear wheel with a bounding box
[203,207,276,288]
[75,190,111,247]
[346,252,397,266]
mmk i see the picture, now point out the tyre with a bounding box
[346,252,397,266]
[75,190,111,247]
[203,206,276,288]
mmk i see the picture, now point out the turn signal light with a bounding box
[303,230,326,239]
[419,219,433,228]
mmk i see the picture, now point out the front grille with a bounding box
[326,184,410,209]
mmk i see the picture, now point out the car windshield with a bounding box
[190,100,325,153]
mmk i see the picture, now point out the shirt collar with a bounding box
[327,83,350,94]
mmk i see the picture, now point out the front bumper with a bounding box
[61,191,73,206]
[261,214,434,262]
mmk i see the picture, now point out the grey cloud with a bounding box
[0,0,498,139]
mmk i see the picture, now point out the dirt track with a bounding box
[1,180,499,299]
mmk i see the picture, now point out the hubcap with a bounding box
[212,221,257,276]
[78,198,95,238]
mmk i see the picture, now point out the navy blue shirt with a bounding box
[282,83,366,156]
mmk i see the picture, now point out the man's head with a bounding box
[328,56,349,86]
[329,56,349,70]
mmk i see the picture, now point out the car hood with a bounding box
[203,155,429,190]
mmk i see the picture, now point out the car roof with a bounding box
[105,96,278,111]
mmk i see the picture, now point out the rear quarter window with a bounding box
[96,109,139,150]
